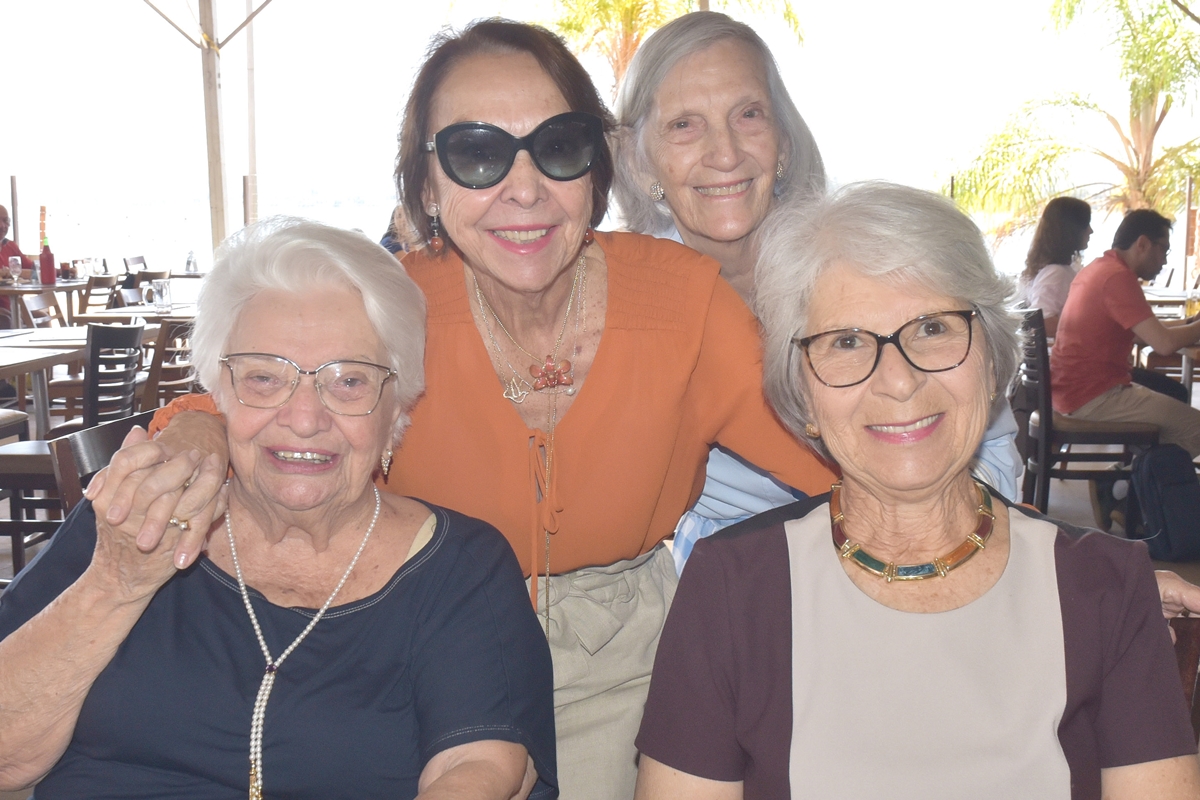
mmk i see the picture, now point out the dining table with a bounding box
[74,303,196,324]
[0,278,90,326]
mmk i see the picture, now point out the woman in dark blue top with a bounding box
[0,218,556,799]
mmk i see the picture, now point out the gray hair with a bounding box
[755,182,1020,458]
[191,216,427,435]
[612,11,825,236]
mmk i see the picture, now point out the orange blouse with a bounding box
[153,231,834,577]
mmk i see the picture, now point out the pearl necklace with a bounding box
[226,486,381,800]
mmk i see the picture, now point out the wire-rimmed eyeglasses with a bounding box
[220,353,396,416]
[794,309,977,388]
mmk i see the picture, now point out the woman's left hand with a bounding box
[1155,570,1200,618]
[84,427,228,569]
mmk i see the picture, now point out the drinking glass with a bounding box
[7,257,21,281]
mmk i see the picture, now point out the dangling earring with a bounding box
[776,160,785,180]
[804,423,820,439]
[427,203,444,255]
[649,182,665,201]
[583,228,595,246]
[381,449,393,479]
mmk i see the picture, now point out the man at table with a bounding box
[0,205,33,328]
[1051,209,1200,524]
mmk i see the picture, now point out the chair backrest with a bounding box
[133,269,170,288]
[21,292,68,328]
[1015,308,1054,434]
[1170,616,1200,743]
[83,323,144,428]
[123,255,147,274]
[79,274,121,314]
[49,409,157,513]
[141,318,195,410]
[110,287,145,308]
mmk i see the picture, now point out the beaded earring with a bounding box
[776,160,785,180]
[583,228,595,246]
[804,423,820,439]
[381,449,393,479]
[649,182,665,201]
[427,204,444,255]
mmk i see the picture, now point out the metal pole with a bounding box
[244,0,258,226]
[200,0,227,249]
[1188,176,1196,291]
[8,176,18,249]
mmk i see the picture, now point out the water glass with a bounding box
[7,257,21,281]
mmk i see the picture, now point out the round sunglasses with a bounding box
[425,111,604,190]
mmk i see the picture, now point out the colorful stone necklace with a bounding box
[829,480,993,582]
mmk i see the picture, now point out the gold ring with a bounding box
[169,516,191,532]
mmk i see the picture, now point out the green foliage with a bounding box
[956,0,1200,234]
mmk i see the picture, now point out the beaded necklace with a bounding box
[226,486,381,800]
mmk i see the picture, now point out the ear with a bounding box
[420,182,438,215]
[612,124,655,187]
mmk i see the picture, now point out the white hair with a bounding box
[612,11,825,236]
[755,182,1020,457]
[191,216,427,434]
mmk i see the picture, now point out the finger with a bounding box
[171,454,228,569]
[129,451,203,547]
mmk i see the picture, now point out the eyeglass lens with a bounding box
[803,312,974,388]
[434,112,601,189]
[224,354,391,415]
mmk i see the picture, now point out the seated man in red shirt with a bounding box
[1051,209,1200,526]
[0,205,33,328]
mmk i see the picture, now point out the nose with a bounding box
[500,150,546,208]
[702,122,741,171]
[870,340,923,401]
[275,374,331,436]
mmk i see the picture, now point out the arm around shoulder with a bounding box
[1101,754,1200,799]
[635,755,742,800]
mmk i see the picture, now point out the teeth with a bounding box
[493,229,549,243]
[274,450,332,463]
[868,415,939,434]
[696,180,752,196]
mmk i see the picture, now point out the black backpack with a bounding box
[1130,444,1200,562]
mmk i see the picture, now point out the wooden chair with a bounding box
[20,292,69,329]
[133,270,170,288]
[109,287,145,309]
[20,292,83,419]
[141,318,194,411]
[77,274,122,316]
[49,409,156,513]
[123,255,148,274]
[1170,616,1200,743]
[1014,309,1160,513]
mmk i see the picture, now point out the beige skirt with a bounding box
[527,544,678,800]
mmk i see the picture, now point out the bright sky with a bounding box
[2,0,1195,276]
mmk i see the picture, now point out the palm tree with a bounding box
[952,0,1200,235]
[551,0,802,97]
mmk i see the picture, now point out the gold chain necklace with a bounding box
[473,254,585,403]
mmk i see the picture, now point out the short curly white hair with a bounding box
[190,216,427,435]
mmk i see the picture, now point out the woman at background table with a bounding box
[612,11,1021,562]
[101,19,836,800]
[0,218,555,798]
[635,182,1200,799]
[1021,196,1092,337]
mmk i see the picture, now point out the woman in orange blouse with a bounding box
[103,20,832,800]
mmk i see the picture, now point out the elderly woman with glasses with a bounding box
[0,218,556,799]
[90,19,835,800]
[635,183,1200,800]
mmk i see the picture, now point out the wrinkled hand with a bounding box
[85,426,228,570]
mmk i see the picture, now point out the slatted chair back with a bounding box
[79,274,122,314]
[1170,617,1200,743]
[123,255,147,274]
[49,409,157,513]
[20,292,68,328]
[133,269,170,288]
[83,323,145,428]
[110,287,145,308]
[141,318,195,410]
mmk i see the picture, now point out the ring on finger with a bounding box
[169,516,191,532]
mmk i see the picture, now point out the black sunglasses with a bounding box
[425,111,604,190]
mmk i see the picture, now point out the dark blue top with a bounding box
[0,500,557,799]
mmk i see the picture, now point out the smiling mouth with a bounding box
[866,414,941,434]
[273,450,332,464]
[492,229,550,243]
[695,180,752,197]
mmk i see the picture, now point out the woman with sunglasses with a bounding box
[101,19,834,800]
[635,183,1200,799]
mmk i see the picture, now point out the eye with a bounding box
[915,319,950,338]
[830,332,868,351]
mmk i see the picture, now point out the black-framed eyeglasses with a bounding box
[220,353,396,416]
[425,111,604,190]
[794,310,977,388]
